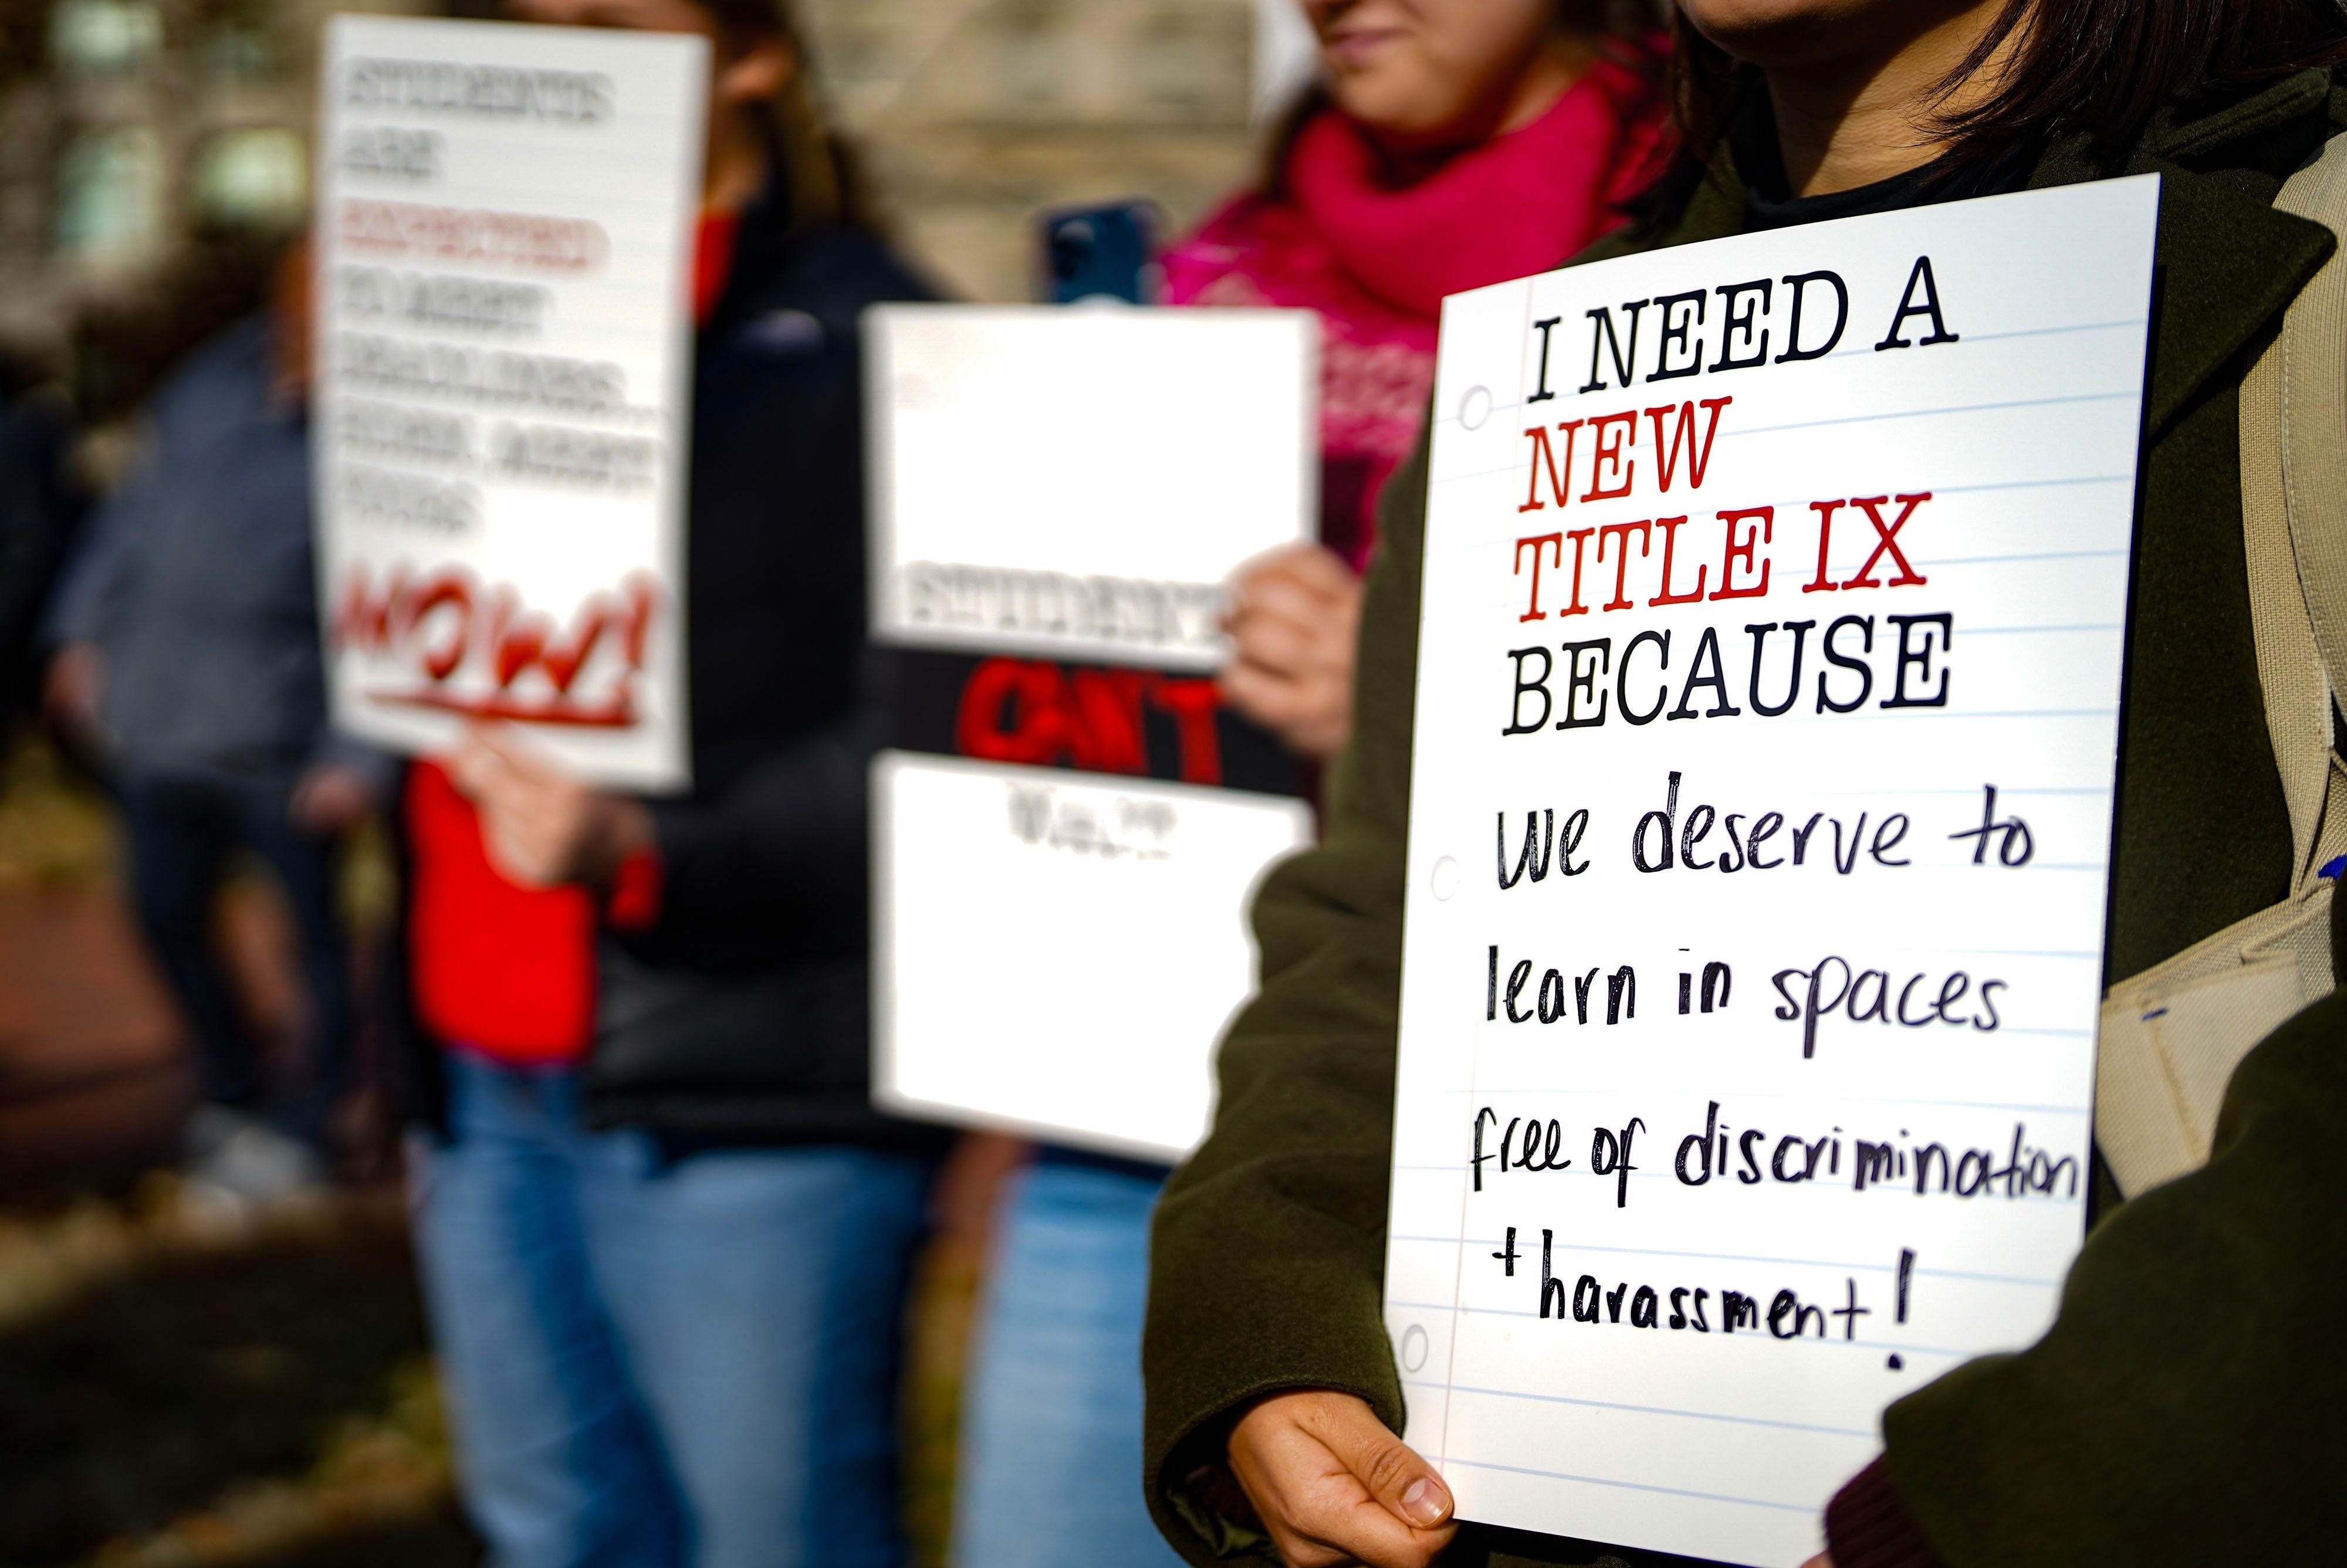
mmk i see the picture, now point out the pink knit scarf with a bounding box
[1284,55,1664,317]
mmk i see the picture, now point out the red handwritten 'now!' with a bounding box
[333,562,657,728]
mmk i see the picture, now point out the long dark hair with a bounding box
[1666,0,2347,205]
[692,0,874,232]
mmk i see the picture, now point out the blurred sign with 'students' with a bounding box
[312,15,706,788]
[866,304,1319,1160]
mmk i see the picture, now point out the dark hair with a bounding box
[1257,0,1666,198]
[689,0,875,232]
[1666,0,2347,202]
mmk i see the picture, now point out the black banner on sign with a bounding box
[880,646,1306,800]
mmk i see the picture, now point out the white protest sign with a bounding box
[866,306,1318,672]
[313,16,706,789]
[867,304,1318,1159]
[1384,177,2159,1566]
[874,753,1311,1159]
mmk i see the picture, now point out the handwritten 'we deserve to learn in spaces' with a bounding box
[1385,177,2161,1567]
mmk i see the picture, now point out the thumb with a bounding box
[1321,1411,1453,1530]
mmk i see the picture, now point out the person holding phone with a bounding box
[394,3,943,1565]
[946,6,1663,1568]
[1142,2,2347,1566]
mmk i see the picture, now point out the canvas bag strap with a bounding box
[2091,137,2347,1201]
[2250,129,2347,890]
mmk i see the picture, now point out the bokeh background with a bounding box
[0,2,1311,1562]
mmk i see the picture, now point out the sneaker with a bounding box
[181,1102,325,1211]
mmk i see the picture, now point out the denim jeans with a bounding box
[118,768,349,1132]
[952,1159,1187,1568]
[410,1051,931,1568]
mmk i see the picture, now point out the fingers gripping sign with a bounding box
[447,723,653,889]
[1227,1390,1457,1568]
[1220,543,1367,761]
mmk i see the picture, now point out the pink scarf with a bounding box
[1166,56,1663,567]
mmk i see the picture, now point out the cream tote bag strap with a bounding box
[2096,132,2347,1197]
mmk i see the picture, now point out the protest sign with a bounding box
[1382,178,2160,1565]
[867,305,1317,1160]
[867,306,1319,670]
[875,753,1314,1157]
[313,16,705,789]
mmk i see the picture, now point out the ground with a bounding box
[0,730,990,1568]
[0,1190,476,1568]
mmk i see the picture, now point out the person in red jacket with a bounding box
[395,2,943,1565]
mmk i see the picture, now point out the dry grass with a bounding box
[0,1178,982,1568]
[0,735,114,893]
[902,1238,985,1568]
[0,1183,476,1568]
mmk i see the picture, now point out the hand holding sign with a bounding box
[1227,1390,1457,1568]
[1220,543,1366,761]
[448,724,652,888]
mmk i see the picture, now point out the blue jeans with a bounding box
[410,1051,931,1568]
[952,1159,1186,1568]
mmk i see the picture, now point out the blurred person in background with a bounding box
[395,1,943,1566]
[0,354,85,724]
[40,237,379,1198]
[945,5,1665,1568]
[1199,0,1665,763]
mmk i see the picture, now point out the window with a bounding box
[196,16,287,88]
[190,127,306,232]
[53,125,163,263]
[48,0,163,79]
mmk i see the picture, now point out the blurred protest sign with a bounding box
[313,16,705,789]
[867,305,1317,1160]
[1384,178,2159,1564]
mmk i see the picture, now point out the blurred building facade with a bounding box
[0,0,431,419]
[803,0,1263,302]
[0,0,1287,402]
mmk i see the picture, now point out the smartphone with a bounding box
[1036,200,1163,304]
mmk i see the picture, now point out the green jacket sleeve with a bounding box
[1879,984,2347,1566]
[1141,432,1429,1564]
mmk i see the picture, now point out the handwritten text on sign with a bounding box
[313,17,706,787]
[1384,178,2159,1567]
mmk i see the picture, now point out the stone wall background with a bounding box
[0,0,1287,395]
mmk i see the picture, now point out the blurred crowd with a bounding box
[8,0,2347,1566]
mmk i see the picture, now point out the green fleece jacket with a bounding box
[1144,69,2347,1568]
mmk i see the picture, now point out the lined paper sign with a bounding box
[1385,177,2159,1566]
